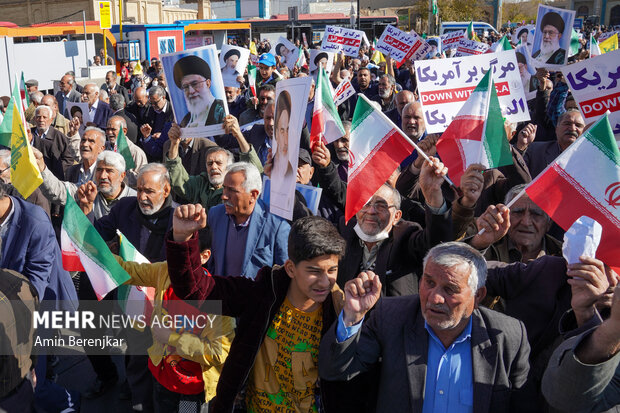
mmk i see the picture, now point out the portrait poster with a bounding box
[309,50,334,74]
[219,44,250,88]
[426,36,442,57]
[161,44,229,138]
[515,44,538,101]
[512,25,535,48]
[261,177,323,215]
[270,77,312,220]
[530,5,575,69]
[270,37,300,71]
[66,102,92,125]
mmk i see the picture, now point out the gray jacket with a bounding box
[319,295,534,413]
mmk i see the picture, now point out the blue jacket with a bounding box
[0,196,77,310]
[91,100,114,131]
[207,198,290,278]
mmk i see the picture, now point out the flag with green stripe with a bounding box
[310,67,345,149]
[114,128,135,170]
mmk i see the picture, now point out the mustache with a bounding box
[428,304,449,314]
[565,131,579,138]
[139,200,153,208]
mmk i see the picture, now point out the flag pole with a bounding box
[357,93,456,187]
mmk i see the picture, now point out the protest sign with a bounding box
[161,45,229,138]
[531,4,575,69]
[453,38,490,57]
[515,44,538,101]
[219,45,250,88]
[440,30,465,49]
[376,25,431,65]
[270,37,300,70]
[321,26,364,57]
[427,36,442,57]
[512,25,535,48]
[261,177,323,215]
[66,102,92,125]
[270,77,312,220]
[561,49,620,141]
[333,79,356,106]
[309,50,334,74]
[415,50,530,133]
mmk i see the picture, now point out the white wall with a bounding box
[0,37,97,96]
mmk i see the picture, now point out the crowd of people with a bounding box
[0,20,619,413]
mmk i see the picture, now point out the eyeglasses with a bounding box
[542,29,560,37]
[181,80,207,92]
[361,200,396,213]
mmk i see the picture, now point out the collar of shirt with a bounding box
[227,213,251,229]
[505,236,547,262]
[34,127,51,140]
[154,101,168,114]
[425,317,472,350]
[180,137,195,154]
[77,162,97,186]
[358,238,385,271]
[89,99,99,114]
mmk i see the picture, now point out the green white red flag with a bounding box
[114,128,135,170]
[116,230,155,326]
[310,67,346,150]
[436,69,513,184]
[61,191,130,300]
[525,114,620,271]
[20,72,30,108]
[248,64,257,98]
[345,94,415,222]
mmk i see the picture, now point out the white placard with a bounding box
[320,26,364,57]
[453,38,490,57]
[440,30,466,50]
[333,79,355,107]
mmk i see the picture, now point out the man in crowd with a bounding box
[31,105,75,180]
[126,86,150,140]
[162,123,217,176]
[81,83,113,131]
[108,93,139,143]
[141,86,174,161]
[105,116,147,186]
[371,74,397,113]
[55,73,81,117]
[239,84,276,126]
[385,90,415,127]
[102,70,130,105]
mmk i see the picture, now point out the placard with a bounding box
[320,26,364,57]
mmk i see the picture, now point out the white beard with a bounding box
[538,38,560,60]
[185,88,214,117]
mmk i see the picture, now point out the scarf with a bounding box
[137,195,173,261]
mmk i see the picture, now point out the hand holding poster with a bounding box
[440,30,465,50]
[270,37,300,71]
[531,4,575,69]
[270,77,312,220]
[161,45,229,137]
[321,26,364,57]
[561,49,620,141]
[414,50,530,133]
[453,38,490,57]
[333,79,355,106]
[219,45,250,88]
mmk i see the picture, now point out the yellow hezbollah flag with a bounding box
[8,80,42,199]
[599,35,618,54]
[250,41,258,56]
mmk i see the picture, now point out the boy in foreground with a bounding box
[166,205,347,412]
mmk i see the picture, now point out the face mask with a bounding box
[151,80,158,87]
[354,223,390,243]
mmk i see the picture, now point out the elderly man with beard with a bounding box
[524,108,585,178]
[173,55,225,128]
[225,85,245,119]
[141,86,174,162]
[371,74,397,113]
[166,115,262,208]
[532,12,566,65]
[30,105,76,181]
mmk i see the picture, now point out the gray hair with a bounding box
[109,115,127,130]
[85,83,100,94]
[381,183,401,210]
[99,89,109,101]
[137,163,170,187]
[109,94,125,111]
[379,73,395,86]
[423,242,487,292]
[30,91,44,105]
[226,162,262,194]
[504,184,527,204]
[558,108,583,124]
[35,105,53,118]
[149,86,165,99]
[84,126,106,146]
[205,146,234,166]
[0,149,10,168]
[96,150,126,174]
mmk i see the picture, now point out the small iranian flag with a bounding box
[20,72,30,107]
[590,36,601,57]
[436,69,513,185]
[345,94,415,222]
[116,230,155,326]
[61,190,130,300]
[248,65,257,98]
[525,114,620,271]
[490,35,513,52]
[310,67,346,150]
[114,128,135,169]
[569,29,581,57]
[467,22,481,42]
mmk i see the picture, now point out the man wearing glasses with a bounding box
[173,55,225,128]
[532,12,566,65]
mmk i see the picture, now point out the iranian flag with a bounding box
[490,35,513,52]
[20,72,30,107]
[345,94,415,222]
[526,114,620,270]
[467,21,481,42]
[248,64,257,98]
[61,190,130,300]
[436,69,513,185]
[590,36,601,57]
[114,128,136,169]
[310,67,346,150]
[569,29,581,57]
[116,230,155,326]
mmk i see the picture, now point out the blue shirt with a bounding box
[423,318,474,413]
[223,214,251,276]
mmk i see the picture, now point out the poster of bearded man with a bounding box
[161,44,228,137]
[530,5,575,69]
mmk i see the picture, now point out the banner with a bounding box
[415,50,530,133]
[320,26,364,57]
[375,25,430,65]
[530,4,575,69]
[333,79,356,107]
[561,49,620,141]
[453,38,490,57]
[440,30,465,50]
